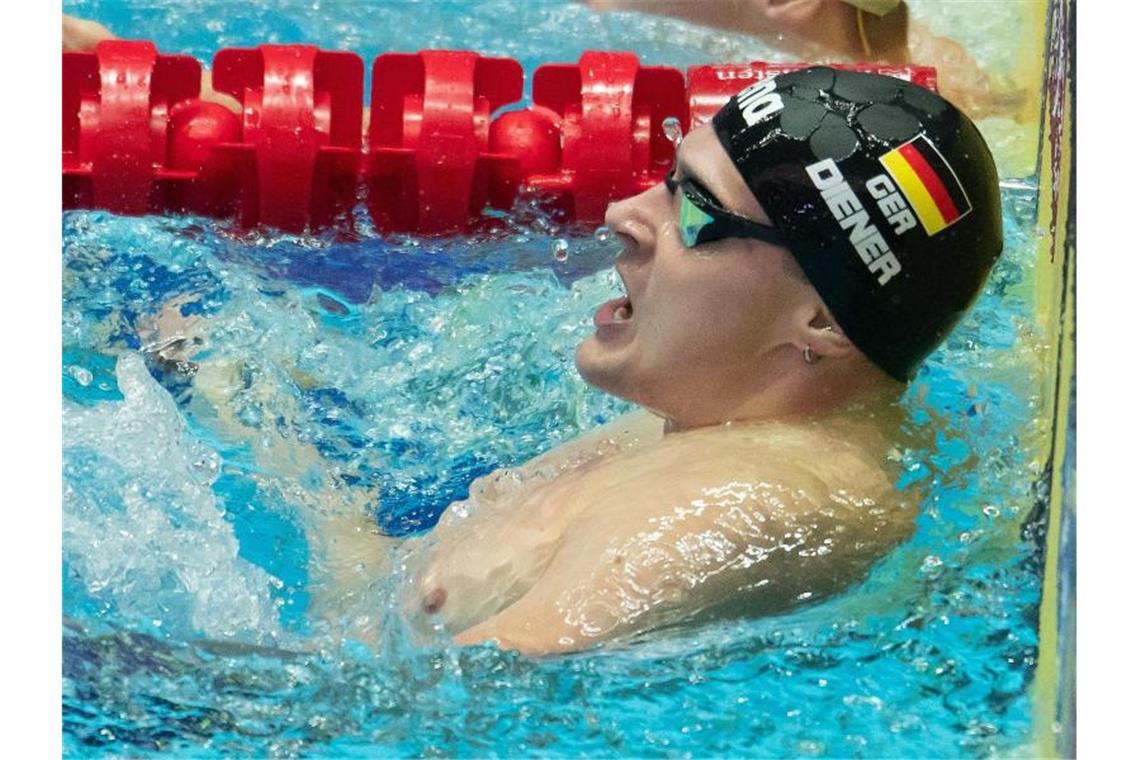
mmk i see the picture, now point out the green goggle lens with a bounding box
[677,192,716,248]
[665,172,788,250]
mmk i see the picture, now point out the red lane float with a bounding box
[367,51,522,234]
[523,51,686,223]
[212,45,363,232]
[63,41,203,214]
[61,43,937,235]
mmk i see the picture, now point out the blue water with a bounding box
[63,1,1049,756]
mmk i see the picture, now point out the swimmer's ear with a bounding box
[796,305,855,360]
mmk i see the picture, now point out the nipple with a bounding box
[422,587,448,614]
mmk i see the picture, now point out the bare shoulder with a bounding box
[453,419,915,653]
[586,422,913,587]
[576,419,908,533]
[568,419,916,607]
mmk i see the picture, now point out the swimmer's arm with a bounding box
[63,15,115,52]
[138,299,392,628]
[582,0,859,57]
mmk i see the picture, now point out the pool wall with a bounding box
[1026,0,1076,755]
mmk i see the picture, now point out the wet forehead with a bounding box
[675,124,770,224]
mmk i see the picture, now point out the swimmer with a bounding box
[133,67,1002,655]
[62,15,116,53]
[583,0,1025,119]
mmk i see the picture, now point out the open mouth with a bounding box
[593,262,636,329]
[594,288,634,328]
[613,265,635,321]
[614,296,632,321]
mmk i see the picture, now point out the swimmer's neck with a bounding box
[658,371,905,437]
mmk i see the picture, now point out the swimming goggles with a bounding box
[664,171,787,249]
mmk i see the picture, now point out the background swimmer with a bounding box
[583,0,1025,119]
[66,2,1024,121]
[133,67,1002,655]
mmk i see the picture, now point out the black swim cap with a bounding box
[712,66,1002,381]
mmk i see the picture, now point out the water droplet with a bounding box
[662,116,683,148]
[552,238,569,262]
[593,225,613,243]
[982,504,1000,518]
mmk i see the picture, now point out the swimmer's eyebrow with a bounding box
[674,137,760,220]
[674,150,728,210]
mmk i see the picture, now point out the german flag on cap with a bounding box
[879,134,971,236]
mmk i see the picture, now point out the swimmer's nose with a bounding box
[604,189,658,260]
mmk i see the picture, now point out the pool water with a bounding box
[62,1,1051,756]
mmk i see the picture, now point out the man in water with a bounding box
[584,0,1024,119]
[138,67,1001,654]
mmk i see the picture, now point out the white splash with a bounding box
[63,352,282,643]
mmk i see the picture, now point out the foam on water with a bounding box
[64,352,283,643]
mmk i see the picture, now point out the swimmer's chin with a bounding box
[573,340,624,399]
[574,341,663,417]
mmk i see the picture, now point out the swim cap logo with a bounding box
[806,158,902,286]
[734,78,784,127]
[879,134,972,236]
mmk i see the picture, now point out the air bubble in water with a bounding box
[594,225,613,243]
[920,555,943,575]
[552,238,569,262]
[68,365,93,387]
[662,116,683,149]
[237,403,264,428]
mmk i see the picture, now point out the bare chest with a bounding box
[407,422,898,634]
[409,464,601,631]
